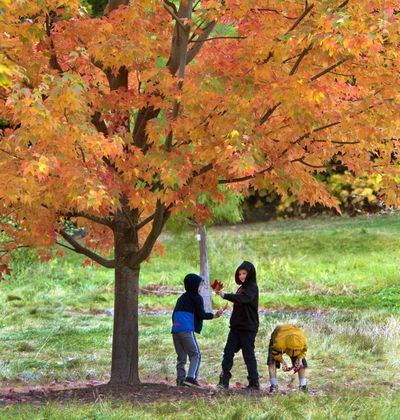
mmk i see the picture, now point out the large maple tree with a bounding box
[1,0,399,384]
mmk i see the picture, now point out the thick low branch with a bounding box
[59,230,115,268]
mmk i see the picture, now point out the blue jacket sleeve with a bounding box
[223,284,258,304]
[194,295,214,320]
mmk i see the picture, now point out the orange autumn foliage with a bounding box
[0,0,399,271]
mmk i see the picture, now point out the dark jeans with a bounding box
[221,328,258,380]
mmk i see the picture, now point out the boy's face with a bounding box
[198,282,204,293]
[238,269,248,283]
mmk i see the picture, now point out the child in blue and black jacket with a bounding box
[171,273,223,387]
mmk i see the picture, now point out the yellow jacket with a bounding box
[270,324,307,362]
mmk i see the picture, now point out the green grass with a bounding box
[2,390,400,419]
[1,214,400,417]
[2,213,400,312]
[1,311,400,418]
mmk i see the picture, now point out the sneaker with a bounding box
[184,377,201,387]
[299,385,308,392]
[269,384,279,393]
[217,373,230,390]
[244,378,260,391]
[176,378,188,387]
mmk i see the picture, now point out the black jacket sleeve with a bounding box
[223,284,258,304]
[194,295,214,320]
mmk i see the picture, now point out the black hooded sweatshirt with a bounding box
[171,273,214,334]
[222,261,259,332]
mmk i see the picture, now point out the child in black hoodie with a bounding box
[214,261,259,390]
[171,273,223,387]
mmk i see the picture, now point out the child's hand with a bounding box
[214,303,228,317]
[293,358,303,373]
[214,308,223,318]
[282,361,292,372]
[215,289,225,297]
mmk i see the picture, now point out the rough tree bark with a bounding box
[109,211,140,384]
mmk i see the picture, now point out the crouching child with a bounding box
[171,273,223,387]
[267,324,308,392]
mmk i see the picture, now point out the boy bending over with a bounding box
[267,324,308,392]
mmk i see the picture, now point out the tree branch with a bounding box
[289,43,313,75]
[338,0,350,8]
[186,21,217,65]
[64,211,114,228]
[189,35,246,43]
[292,121,341,144]
[284,3,314,36]
[291,157,326,168]
[260,102,281,125]
[91,111,108,136]
[219,166,273,185]
[55,241,76,252]
[59,230,115,268]
[136,213,156,230]
[129,201,169,267]
[312,139,360,145]
[163,2,187,32]
[165,0,194,150]
[0,148,24,160]
[310,58,348,81]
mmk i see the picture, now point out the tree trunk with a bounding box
[198,224,212,312]
[110,219,140,384]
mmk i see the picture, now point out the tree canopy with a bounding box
[1,1,399,267]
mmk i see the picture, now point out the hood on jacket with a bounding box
[184,273,203,293]
[235,261,256,285]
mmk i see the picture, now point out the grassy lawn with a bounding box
[1,214,400,418]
